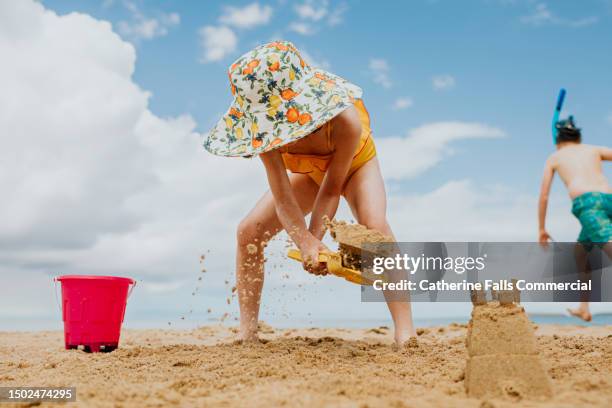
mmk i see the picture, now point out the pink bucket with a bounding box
[55,275,136,352]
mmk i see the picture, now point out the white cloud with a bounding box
[432,74,455,90]
[392,97,414,110]
[219,2,273,29]
[368,58,392,89]
[385,180,577,242]
[199,3,272,63]
[142,280,186,294]
[295,0,328,21]
[520,3,598,28]
[289,21,316,35]
[376,122,505,180]
[606,112,612,126]
[117,1,180,42]
[198,25,238,63]
[569,16,599,28]
[520,3,553,25]
[327,3,348,26]
[294,1,346,26]
[0,0,268,312]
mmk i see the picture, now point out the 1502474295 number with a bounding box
[0,387,76,402]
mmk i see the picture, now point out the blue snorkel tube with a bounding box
[552,88,566,144]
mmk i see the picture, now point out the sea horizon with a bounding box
[3,312,611,332]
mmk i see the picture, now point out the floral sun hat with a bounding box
[204,40,362,158]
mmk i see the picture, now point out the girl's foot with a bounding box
[567,307,592,322]
[238,329,259,342]
[394,329,417,346]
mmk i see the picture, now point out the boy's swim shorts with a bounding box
[572,192,612,247]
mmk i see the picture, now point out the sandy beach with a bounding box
[1,322,610,408]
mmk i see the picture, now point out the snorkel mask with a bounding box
[555,116,581,142]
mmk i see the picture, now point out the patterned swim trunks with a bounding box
[572,192,612,247]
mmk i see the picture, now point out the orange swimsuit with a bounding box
[281,99,376,185]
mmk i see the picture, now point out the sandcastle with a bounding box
[465,285,553,399]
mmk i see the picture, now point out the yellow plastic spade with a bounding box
[287,248,378,285]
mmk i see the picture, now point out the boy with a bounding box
[538,116,612,321]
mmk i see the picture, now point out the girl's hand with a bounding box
[300,237,330,276]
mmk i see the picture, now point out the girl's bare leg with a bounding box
[343,157,416,344]
[236,173,319,341]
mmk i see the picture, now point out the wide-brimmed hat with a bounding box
[203,40,362,157]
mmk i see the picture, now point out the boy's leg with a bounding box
[603,242,612,260]
[606,196,612,258]
[567,243,592,322]
[236,173,319,341]
[569,199,612,320]
[343,157,417,343]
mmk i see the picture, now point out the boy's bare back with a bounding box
[547,144,611,199]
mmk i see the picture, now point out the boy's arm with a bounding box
[259,150,328,274]
[308,107,362,240]
[598,145,612,161]
[538,158,555,246]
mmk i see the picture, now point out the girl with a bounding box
[204,41,415,344]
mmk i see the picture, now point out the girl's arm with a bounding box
[259,149,328,274]
[309,107,362,240]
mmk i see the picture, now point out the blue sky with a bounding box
[44,0,611,195]
[1,0,611,330]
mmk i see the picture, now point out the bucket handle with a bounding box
[127,280,137,300]
[52,276,62,315]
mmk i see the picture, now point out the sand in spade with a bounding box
[464,302,553,399]
[325,219,392,270]
[326,219,392,248]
